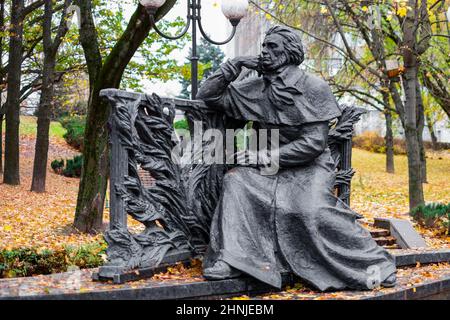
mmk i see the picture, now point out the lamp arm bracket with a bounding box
[197,17,237,45]
[150,13,191,40]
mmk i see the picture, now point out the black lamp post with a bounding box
[139,0,248,99]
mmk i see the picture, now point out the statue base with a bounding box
[92,249,193,284]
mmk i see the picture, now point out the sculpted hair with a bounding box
[265,26,305,65]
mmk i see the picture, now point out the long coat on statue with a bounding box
[196,61,396,291]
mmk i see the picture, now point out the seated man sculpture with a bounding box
[196,26,397,291]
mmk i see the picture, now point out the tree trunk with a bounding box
[368,20,395,174]
[415,80,427,183]
[3,0,24,185]
[384,107,395,173]
[74,1,177,233]
[399,1,425,210]
[401,28,424,209]
[389,78,424,208]
[425,113,438,150]
[381,88,395,174]
[0,114,3,174]
[403,87,424,209]
[0,0,5,174]
[31,75,53,192]
[31,0,56,193]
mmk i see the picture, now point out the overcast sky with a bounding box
[125,0,231,96]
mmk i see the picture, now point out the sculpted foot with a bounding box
[203,260,242,280]
[381,273,397,288]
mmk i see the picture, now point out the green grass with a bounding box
[19,116,66,139]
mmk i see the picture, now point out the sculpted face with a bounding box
[261,33,289,72]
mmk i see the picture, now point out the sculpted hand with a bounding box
[232,150,271,167]
[233,56,261,71]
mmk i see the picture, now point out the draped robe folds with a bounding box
[196,61,396,291]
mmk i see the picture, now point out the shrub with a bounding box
[51,159,64,174]
[352,131,407,155]
[60,116,86,151]
[411,203,450,235]
[63,155,83,178]
[0,242,106,278]
[51,155,83,178]
[353,131,450,155]
[174,118,189,131]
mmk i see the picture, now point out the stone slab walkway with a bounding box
[0,249,449,300]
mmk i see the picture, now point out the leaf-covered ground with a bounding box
[0,260,448,300]
[0,126,449,251]
[0,128,103,251]
[351,148,450,248]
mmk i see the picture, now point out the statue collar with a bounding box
[262,65,305,92]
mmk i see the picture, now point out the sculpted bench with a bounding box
[93,88,364,284]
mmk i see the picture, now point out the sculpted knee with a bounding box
[223,168,247,186]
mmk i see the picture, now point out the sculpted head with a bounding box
[261,26,305,72]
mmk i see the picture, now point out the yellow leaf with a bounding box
[3,225,12,232]
[361,6,368,12]
[232,295,250,300]
[397,7,408,18]
[265,13,272,20]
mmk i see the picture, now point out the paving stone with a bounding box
[1,250,449,301]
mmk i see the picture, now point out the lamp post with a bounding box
[139,0,249,99]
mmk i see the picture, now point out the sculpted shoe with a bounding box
[381,273,397,288]
[203,260,242,280]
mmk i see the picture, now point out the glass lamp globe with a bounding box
[139,0,167,10]
[221,0,249,22]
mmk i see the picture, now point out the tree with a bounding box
[31,0,73,192]
[3,0,25,185]
[419,0,450,118]
[397,0,430,204]
[73,0,183,233]
[3,0,45,185]
[0,0,5,174]
[178,37,225,99]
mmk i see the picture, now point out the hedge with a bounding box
[353,131,450,155]
[51,155,83,178]
[0,241,106,278]
[60,116,86,151]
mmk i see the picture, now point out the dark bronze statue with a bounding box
[196,26,397,291]
[98,25,396,292]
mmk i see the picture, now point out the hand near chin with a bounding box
[233,56,262,72]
